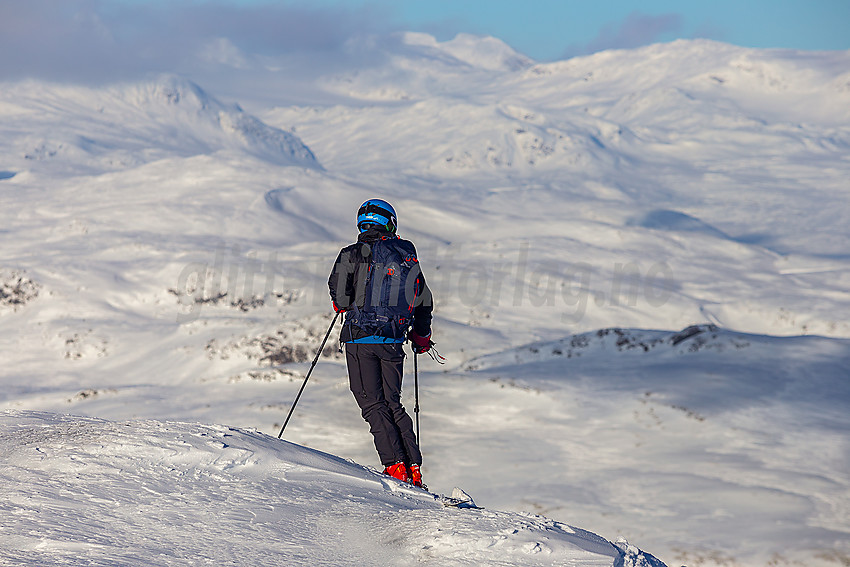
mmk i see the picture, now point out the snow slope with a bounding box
[1,33,849,567]
[1,75,319,176]
[0,410,663,567]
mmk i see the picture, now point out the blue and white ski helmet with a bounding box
[357,199,397,233]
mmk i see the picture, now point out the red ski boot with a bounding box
[383,462,409,483]
[408,464,424,488]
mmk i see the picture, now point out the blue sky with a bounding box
[295,0,850,60]
[1,0,848,83]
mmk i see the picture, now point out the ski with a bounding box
[436,487,481,509]
[438,496,481,508]
[381,472,481,509]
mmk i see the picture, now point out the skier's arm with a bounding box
[328,248,356,310]
[411,271,433,339]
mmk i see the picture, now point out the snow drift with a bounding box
[0,410,664,566]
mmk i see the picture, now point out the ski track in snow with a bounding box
[1,35,849,567]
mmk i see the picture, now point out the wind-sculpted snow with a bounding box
[0,410,662,567]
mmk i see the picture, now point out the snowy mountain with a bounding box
[1,75,319,175]
[2,33,849,567]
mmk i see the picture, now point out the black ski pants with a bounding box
[345,342,422,467]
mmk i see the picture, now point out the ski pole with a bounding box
[413,352,420,441]
[278,311,340,439]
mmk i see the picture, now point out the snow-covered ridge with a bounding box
[400,32,535,71]
[272,39,850,207]
[0,410,665,566]
[1,75,319,174]
[462,324,850,417]
[321,32,534,101]
[464,325,753,370]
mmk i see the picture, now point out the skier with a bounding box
[328,199,433,488]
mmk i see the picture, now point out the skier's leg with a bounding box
[346,343,407,466]
[379,343,422,466]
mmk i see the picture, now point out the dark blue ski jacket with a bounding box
[328,227,433,344]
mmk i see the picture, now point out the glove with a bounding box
[409,330,431,354]
[332,301,347,313]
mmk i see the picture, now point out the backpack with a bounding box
[348,237,422,340]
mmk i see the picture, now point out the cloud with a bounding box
[0,0,396,83]
[565,11,685,57]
